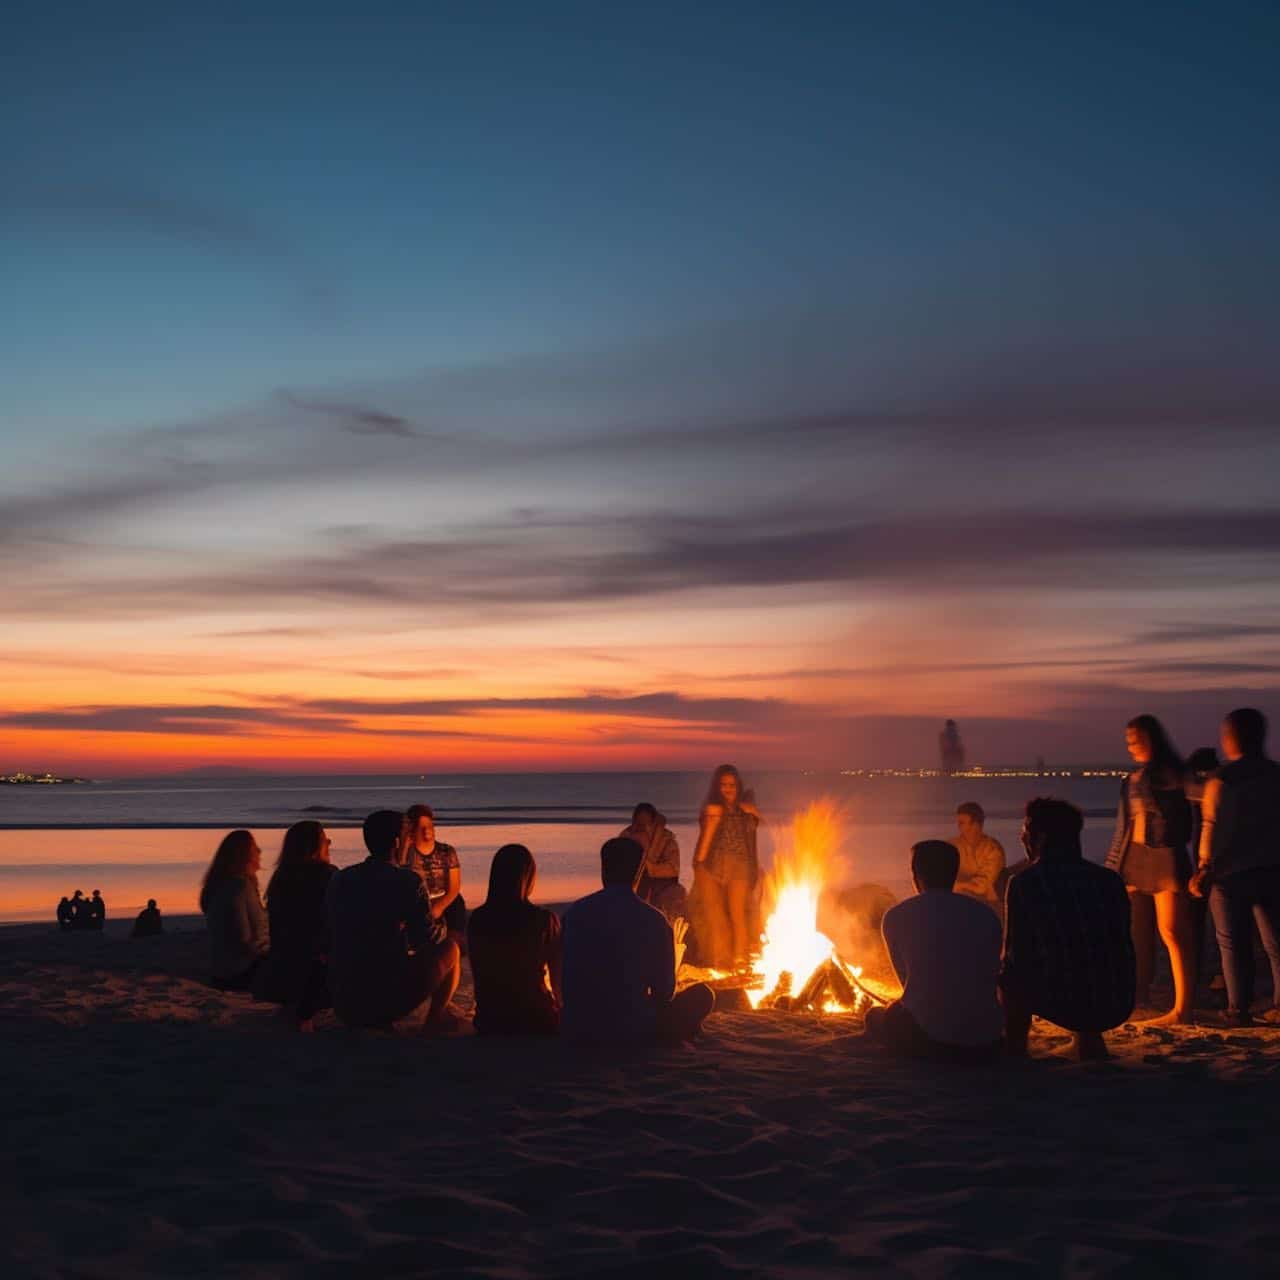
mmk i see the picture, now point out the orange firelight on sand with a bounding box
[744,801,870,1014]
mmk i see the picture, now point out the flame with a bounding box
[744,801,863,1012]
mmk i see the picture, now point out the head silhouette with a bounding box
[1022,797,1084,862]
[601,837,645,888]
[200,830,259,912]
[910,840,960,892]
[363,810,405,860]
[485,843,537,907]
[1223,707,1267,760]
[147,899,157,910]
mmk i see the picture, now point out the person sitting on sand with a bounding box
[87,889,106,931]
[467,844,562,1036]
[253,821,337,1029]
[619,803,687,921]
[951,802,1006,915]
[861,840,1003,1062]
[131,899,163,938]
[1002,798,1135,1059]
[402,803,467,947]
[1191,708,1280,1027]
[326,810,461,1032]
[200,831,270,990]
[56,896,73,931]
[562,837,714,1046]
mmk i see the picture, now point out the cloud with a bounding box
[278,393,423,439]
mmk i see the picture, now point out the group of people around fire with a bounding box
[183,705,1279,1057]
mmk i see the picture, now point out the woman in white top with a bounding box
[200,829,269,990]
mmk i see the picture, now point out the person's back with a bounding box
[326,857,434,1026]
[1004,854,1134,1031]
[258,860,336,1002]
[88,891,106,930]
[469,899,561,1035]
[57,897,72,930]
[562,886,674,1045]
[1208,755,1280,877]
[131,901,163,938]
[881,889,1003,1046]
[204,875,269,983]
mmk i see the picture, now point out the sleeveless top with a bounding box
[705,807,757,879]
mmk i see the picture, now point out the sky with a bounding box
[3,0,1279,775]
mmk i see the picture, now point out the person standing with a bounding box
[951,802,1006,914]
[56,897,73,931]
[467,844,562,1036]
[403,803,467,945]
[1104,714,1196,1024]
[1191,708,1280,1026]
[619,803,686,921]
[199,831,270,990]
[1003,798,1135,1060]
[87,889,106,931]
[691,765,761,969]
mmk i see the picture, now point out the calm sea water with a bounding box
[0,770,1124,922]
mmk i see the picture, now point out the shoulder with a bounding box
[436,842,458,858]
[702,803,724,819]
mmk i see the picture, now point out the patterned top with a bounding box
[703,807,757,881]
[1105,770,1191,871]
[1001,857,1135,1031]
[407,841,460,899]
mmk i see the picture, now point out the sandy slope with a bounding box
[2,918,1279,1279]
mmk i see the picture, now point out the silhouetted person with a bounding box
[563,837,714,1046]
[862,840,1003,1062]
[1004,798,1135,1060]
[691,765,761,969]
[467,844,562,1036]
[1186,746,1221,987]
[1105,713,1196,1023]
[70,890,87,929]
[200,830,270,990]
[939,719,965,774]
[253,821,337,1029]
[56,896,73,931]
[951,802,1006,914]
[87,889,106,931]
[131,899,163,938]
[1192,708,1280,1026]
[326,810,461,1032]
[402,803,467,946]
[619,803,687,921]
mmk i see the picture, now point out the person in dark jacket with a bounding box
[467,844,562,1036]
[1191,708,1280,1026]
[56,897,73,931]
[1003,798,1136,1059]
[253,821,337,1029]
[325,810,461,1032]
[1104,714,1196,1023]
[131,899,164,938]
[87,889,106,931]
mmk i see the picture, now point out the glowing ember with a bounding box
[742,801,870,1014]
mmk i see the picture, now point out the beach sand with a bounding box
[3,918,1279,1278]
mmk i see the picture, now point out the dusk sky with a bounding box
[4,1,1278,774]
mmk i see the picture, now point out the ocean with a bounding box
[0,770,1125,922]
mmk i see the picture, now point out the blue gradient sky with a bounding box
[3,1,1279,772]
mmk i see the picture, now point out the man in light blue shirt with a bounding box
[563,838,714,1045]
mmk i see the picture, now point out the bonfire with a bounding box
[737,802,883,1015]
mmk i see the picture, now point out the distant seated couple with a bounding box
[469,834,714,1046]
[864,797,1135,1062]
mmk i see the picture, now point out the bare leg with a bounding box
[1145,891,1196,1024]
[698,874,731,969]
[726,879,752,968]
[424,938,462,1032]
[1128,888,1156,1006]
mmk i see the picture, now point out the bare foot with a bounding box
[1073,1032,1109,1061]
[1139,1010,1192,1028]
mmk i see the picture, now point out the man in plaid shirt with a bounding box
[1001,797,1135,1060]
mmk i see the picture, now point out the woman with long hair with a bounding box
[200,829,269,990]
[1105,714,1196,1023]
[692,764,762,969]
[466,843,562,1035]
[253,821,336,1028]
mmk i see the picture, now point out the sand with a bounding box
[3,917,1280,1279]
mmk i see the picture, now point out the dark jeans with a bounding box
[864,1001,1002,1064]
[1209,866,1280,1015]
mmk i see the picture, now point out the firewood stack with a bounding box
[754,955,883,1014]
